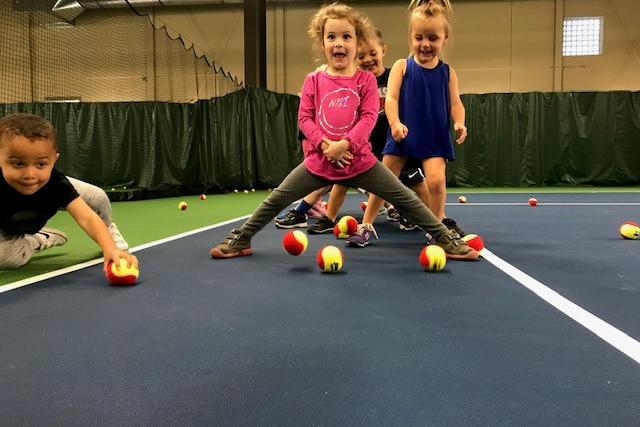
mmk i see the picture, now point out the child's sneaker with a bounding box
[210,229,252,258]
[435,229,478,260]
[442,217,466,237]
[308,215,335,234]
[275,209,307,229]
[34,228,67,251]
[386,207,401,222]
[108,222,129,251]
[398,216,420,231]
[346,223,378,248]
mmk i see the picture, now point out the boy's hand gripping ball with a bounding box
[333,215,358,239]
[316,245,343,273]
[282,230,308,256]
[619,221,640,240]
[419,245,446,272]
[106,258,139,286]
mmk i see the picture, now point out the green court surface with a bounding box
[1,187,638,286]
[0,192,267,285]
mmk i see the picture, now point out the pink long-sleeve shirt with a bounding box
[298,69,379,180]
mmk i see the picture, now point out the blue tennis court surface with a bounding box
[1,192,639,425]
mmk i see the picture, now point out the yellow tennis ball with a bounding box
[619,222,640,240]
[316,245,343,273]
[337,215,358,235]
[418,245,446,272]
[178,201,188,211]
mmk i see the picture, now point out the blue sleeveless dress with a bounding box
[383,56,455,160]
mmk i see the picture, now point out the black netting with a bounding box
[0,1,242,103]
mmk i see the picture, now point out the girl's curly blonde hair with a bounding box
[307,2,375,63]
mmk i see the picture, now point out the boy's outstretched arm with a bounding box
[65,197,138,274]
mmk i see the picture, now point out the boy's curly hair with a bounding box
[0,113,57,149]
[308,2,375,63]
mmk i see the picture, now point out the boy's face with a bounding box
[323,18,358,74]
[358,40,387,77]
[0,135,58,195]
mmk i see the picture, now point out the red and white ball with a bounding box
[458,195,467,203]
[282,230,308,256]
[528,197,538,207]
[462,233,484,252]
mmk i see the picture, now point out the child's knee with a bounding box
[0,255,29,269]
[427,175,446,192]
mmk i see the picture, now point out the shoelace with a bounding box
[356,224,378,239]
[223,230,241,245]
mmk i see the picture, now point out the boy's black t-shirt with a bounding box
[371,68,391,157]
[0,168,79,235]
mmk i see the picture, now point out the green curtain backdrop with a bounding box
[451,91,640,187]
[1,90,638,199]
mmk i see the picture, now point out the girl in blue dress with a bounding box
[360,0,468,240]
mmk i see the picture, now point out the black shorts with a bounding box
[399,167,425,187]
[399,157,424,187]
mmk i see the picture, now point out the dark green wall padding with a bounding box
[1,90,638,198]
[453,92,640,187]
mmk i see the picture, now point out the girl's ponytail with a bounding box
[409,0,453,13]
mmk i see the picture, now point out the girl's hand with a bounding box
[103,250,139,274]
[390,122,408,141]
[333,151,353,168]
[322,138,350,167]
[454,123,467,144]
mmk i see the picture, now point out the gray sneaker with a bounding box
[109,222,129,251]
[275,209,307,229]
[34,228,68,251]
[435,229,479,260]
[308,215,335,234]
[398,215,420,231]
[210,229,252,258]
[442,217,466,237]
[386,207,401,222]
[346,223,378,248]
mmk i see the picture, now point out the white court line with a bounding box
[447,202,640,206]
[481,249,640,365]
[0,215,250,294]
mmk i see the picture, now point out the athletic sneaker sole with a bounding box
[209,247,253,258]
[307,226,334,235]
[346,240,369,248]
[444,249,480,261]
[274,222,308,229]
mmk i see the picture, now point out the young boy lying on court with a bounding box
[0,113,137,273]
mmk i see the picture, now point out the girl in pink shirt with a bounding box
[210,2,477,261]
